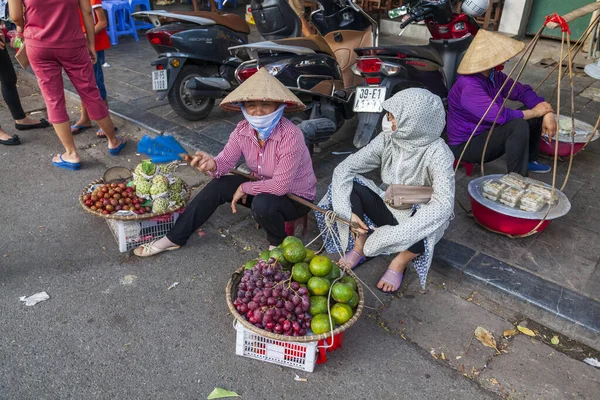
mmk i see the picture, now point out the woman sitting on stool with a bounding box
[134,69,317,257]
[446,30,557,176]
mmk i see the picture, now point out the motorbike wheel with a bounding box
[168,65,215,121]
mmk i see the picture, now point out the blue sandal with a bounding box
[52,155,81,170]
[108,135,126,155]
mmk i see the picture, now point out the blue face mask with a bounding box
[241,104,286,141]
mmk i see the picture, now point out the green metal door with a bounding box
[526,0,593,40]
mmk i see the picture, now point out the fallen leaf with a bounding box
[294,374,307,382]
[503,329,517,338]
[457,364,465,373]
[475,326,500,354]
[489,378,500,385]
[440,353,447,361]
[517,325,536,337]
[456,355,462,360]
[430,348,439,359]
[551,335,560,345]
[207,388,240,399]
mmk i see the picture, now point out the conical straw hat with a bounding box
[220,68,305,112]
[457,30,525,75]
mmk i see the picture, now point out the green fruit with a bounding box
[307,277,331,296]
[283,242,307,264]
[347,291,359,309]
[259,250,271,262]
[244,260,257,270]
[340,276,358,292]
[311,314,334,335]
[269,248,284,262]
[326,265,341,281]
[152,175,169,186]
[331,283,354,303]
[152,197,169,213]
[309,255,333,277]
[292,263,312,283]
[330,303,353,326]
[136,180,151,195]
[303,248,315,263]
[282,236,303,248]
[309,296,328,316]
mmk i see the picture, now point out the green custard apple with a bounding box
[136,180,152,195]
[152,197,169,213]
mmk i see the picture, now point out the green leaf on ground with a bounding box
[207,388,240,399]
[551,335,560,345]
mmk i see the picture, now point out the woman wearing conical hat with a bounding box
[446,30,556,176]
[134,69,317,257]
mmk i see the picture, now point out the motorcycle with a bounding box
[351,0,483,147]
[132,4,251,121]
[229,0,378,149]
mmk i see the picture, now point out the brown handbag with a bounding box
[384,184,433,210]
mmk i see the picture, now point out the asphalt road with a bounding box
[0,104,498,399]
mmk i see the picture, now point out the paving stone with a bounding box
[479,335,600,399]
[582,260,600,302]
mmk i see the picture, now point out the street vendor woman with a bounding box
[446,29,557,176]
[316,88,455,293]
[134,68,317,257]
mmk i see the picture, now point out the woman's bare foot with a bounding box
[377,250,418,293]
[0,128,14,141]
[15,116,44,126]
[52,151,80,164]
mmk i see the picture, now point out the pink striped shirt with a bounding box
[210,118,317,201]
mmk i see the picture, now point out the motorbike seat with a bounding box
[273,35,335,58]
[386,45,443,66]
[170,11,250,34]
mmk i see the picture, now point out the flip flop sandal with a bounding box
[0,134,21,146]
[339,250,366,270]
[70,123,92,135]
[52,155,81,171]
[108,135,126,156]
[133,240,180,257]
[377,268,404,294]
[96,126,118,138]
[15,118,50,131]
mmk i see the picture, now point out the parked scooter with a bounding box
[132,4,250,120]
[351,0,487,147]
[230,0,378,148]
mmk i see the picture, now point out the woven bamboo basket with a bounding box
[79,179,192,221]
[226,264,365,343]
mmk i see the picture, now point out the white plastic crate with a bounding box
[234,321,318,372]
[106,212,181,252]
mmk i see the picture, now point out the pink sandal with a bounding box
[339,250,366,270]
[378,269,404,294]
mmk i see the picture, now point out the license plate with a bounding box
[152,70,168,91]
[353,86,387,113]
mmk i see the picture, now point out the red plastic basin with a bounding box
[539,139,585,157]
[469,195,552,236]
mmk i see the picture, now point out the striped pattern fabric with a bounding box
[211,118,317,201]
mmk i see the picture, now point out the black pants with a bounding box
[166,175,311,246]
[449,117,543,177]
[350,182,425,254]
[0,46,27,126]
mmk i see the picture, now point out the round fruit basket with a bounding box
[79,178,191,221]
[539,116,599,157]
[226,265,365,343]
[468,175,571,236]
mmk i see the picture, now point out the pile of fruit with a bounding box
[133,160,186,213]
[83,183,150,215]
[233,237,359,337]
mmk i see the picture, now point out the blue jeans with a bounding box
[94,50,107,100]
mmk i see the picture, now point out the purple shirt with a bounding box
[446,72,545,146]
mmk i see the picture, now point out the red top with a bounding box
[24,0,86,48]
[210,118,317,201]
[79,0,110,52]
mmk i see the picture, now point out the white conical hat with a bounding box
[220,68,305,112]
[457,30,525,75]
